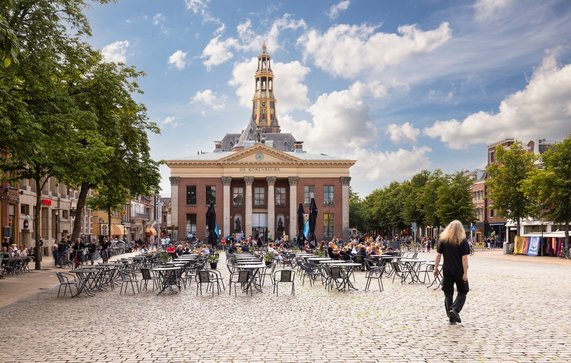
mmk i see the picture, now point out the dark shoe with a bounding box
[449,309,461,323]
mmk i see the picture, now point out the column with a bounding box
[266,176,276,238]
[169,177,180,239]
[222,177,232,238]
[244,176,254,237]
[288,177,298,240]
[341,176,351,241]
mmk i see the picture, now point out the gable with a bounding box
[220,144,302,165]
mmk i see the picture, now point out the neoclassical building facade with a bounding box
[166,46,355,242]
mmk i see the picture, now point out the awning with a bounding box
[111,224,126,235]
[145,226,157,236]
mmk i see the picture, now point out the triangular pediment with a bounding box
[220,144,302,164]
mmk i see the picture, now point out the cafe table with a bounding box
[152,267,182,295]
[327,262,362,290]
[236,264,266,293]
[70,268,101,297]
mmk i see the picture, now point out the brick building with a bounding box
[166,46,355,242]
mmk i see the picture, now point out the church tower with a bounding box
[251,44,280,133]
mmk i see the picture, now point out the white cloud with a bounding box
[349,80,388,99]
[424,52,571,149]
[162,116,176,125]
[152,13,165,26]
[229,58,310,113]
[201,14,306,68]
[350,146,432,182]
[326,0,350,20]
[185,0,224,34]
[191,89,226,110]
[297,22,451,79]
[474,0,513,22]
[202,36,238,70]
[168,50,188,70]
[101,40,129,63]
[386,122,420,144]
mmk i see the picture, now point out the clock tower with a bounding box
[251,43,280,133]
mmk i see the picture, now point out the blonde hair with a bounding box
[439,220,466,245]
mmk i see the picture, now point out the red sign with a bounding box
[41,199,52,206]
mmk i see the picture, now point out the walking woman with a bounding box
[434,220,470,325]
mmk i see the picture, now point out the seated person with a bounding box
[227,243,237,254]
[327,242,339,259]
[339,247,352,261]
[166,244,176,255]
[173,245,184,258]
[241,242,249,253]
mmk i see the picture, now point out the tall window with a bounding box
[323,185,334,205]
[304,185,315,205]
[186,185,196,205]
[275,187,286,207]
[186,214,197,237]
[324,213,334,239]
[254,187,265,207]
[233,187,244,206]
[206,186,216,205]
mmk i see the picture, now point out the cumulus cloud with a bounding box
[201,14,306,68]
[101,40,129,63]
[424,52,571,149]
[386,122,420,144]
[168,50,188,70]
[326,0,351,20]
[297,22,451,79]
[229,58,310,113]
[350,146,432,182]
[191,89,226,110]
[162,116,176,125]
[474,0,513,22]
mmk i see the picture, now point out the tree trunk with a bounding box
[34,177,42,270]
[565,221,569,259]
[70,182,91,243]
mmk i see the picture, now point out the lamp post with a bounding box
[55,210,59,242]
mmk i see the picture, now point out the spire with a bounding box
[251,44,280,133]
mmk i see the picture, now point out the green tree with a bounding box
[522,137,571,258]
[349,189,366,233]
[436,171,475,225]
[486,142,536,238]
[0,0,112,269]
[420,169,445,232]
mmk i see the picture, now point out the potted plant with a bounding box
[264,252,274,266]
[207,253,219,269]
[159,252,171,264]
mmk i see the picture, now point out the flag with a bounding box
[303,220,309,239]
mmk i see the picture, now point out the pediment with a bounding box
[220,144,302,164]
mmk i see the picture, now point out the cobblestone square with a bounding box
[1,252,570,362]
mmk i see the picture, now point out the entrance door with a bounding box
[252,213,268,244]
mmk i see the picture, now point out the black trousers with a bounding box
[442,271,469,314]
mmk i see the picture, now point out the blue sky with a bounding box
[85,0,571,198]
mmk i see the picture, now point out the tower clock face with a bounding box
[261,101,266,107]
[256,152,264,161]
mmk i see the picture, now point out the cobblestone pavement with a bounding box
[1,252,570,362]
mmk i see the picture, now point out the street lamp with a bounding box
[55,210,59,242]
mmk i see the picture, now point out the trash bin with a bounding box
[503,242,514,254]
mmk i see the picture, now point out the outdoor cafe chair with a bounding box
[228,270,252,296]
[119,270,140,295]
[273,269,295,296]
[300,262,320,286]
[260,261,277,287]
[196,270,218,297]
[139,268,158,291]
[364,259,385,292]
[56,272,78,298]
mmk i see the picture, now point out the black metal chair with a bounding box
[228,270,251,296]
[300,262,321,286]
[196,270,217,296]
[364,259,385,292]
[260,262,277,287]
[119,270,140,295]
[139,268,157,291]
[56,272,77,298]
[273,269,295,296]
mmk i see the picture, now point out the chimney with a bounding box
[294,141,304,152]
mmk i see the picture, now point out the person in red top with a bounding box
[434,220,470,325]
[166,244,176,255]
